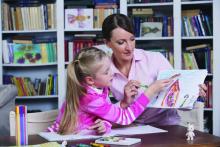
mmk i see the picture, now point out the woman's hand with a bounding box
[199,84,207,98]
[88,119,109,134]
[121,80,140,108]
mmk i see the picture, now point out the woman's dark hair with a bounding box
[102,14,134,41]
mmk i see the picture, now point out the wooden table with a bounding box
[1,125,220,147]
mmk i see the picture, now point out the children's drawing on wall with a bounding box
[65,8,93,29]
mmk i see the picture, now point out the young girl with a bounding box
[48,47,173,135]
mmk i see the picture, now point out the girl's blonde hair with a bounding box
[58,47,108,134]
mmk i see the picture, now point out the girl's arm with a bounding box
[83,92,149,125]
[83,78,174,125]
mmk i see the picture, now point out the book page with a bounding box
[148,69,207,109]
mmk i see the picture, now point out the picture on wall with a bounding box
[140,22,162,37]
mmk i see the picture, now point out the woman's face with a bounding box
[107,27,135,62]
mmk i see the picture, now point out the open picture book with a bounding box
[148,69,207,109]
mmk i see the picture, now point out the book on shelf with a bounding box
[65,8,93,29]
[182,9,212,37]
[183,45,212,73]
[131,8,153,16]
[147,48,174,66]
[3,74,58,96]
[2,2,56,31]
[185,44,210,51]
[94,0,118,5]
[206,81,213,108]
[2,40,57,64]
[65,0,94,6]
[93,8,117,28]
[65,39,96,62]
[183,52,199,70]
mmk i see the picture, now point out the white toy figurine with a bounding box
[186,123,195,141]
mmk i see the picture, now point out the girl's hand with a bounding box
[121,80,140,108]
[199,84,207,98]
[144,74,180,99]
[88,119,109,134]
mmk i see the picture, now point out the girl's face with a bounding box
[106,27,135,62]
[93,57,113,88]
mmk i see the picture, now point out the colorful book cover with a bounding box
[65,8,93,29]
[13,44,42,64]
[148,69,207,109]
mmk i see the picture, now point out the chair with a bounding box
[10,109,58,136]
[0,84,17,136]
[177,102,204,132]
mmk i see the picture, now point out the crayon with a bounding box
[76,143,91,147]
[90,143,104,147]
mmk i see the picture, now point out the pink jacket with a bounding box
[48,86,150,134]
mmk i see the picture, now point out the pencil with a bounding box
[140,84,148,89]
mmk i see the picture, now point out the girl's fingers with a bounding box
[170,73,181,79]
[94,119,102,124]
[88,119,102,130]
[88,124,97,130]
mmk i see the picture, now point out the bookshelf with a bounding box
[0,0,58,112]
[124,0,220,136]
[58,0,124,106]
[0,0,219,136]
[0,0,123,112]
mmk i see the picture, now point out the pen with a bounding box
[140,84,148,89]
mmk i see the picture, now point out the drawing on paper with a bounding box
[161,79,180,107]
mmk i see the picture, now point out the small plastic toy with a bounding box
[61,140,67,147]
[186,123,195,141]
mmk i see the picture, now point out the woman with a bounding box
[101,14,207,126]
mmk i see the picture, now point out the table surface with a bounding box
[1,125,220,147]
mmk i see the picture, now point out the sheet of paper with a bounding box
[107,125,167,136]
[39,132,100,141]
[148,69,207,109]
[39,125,167,141]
